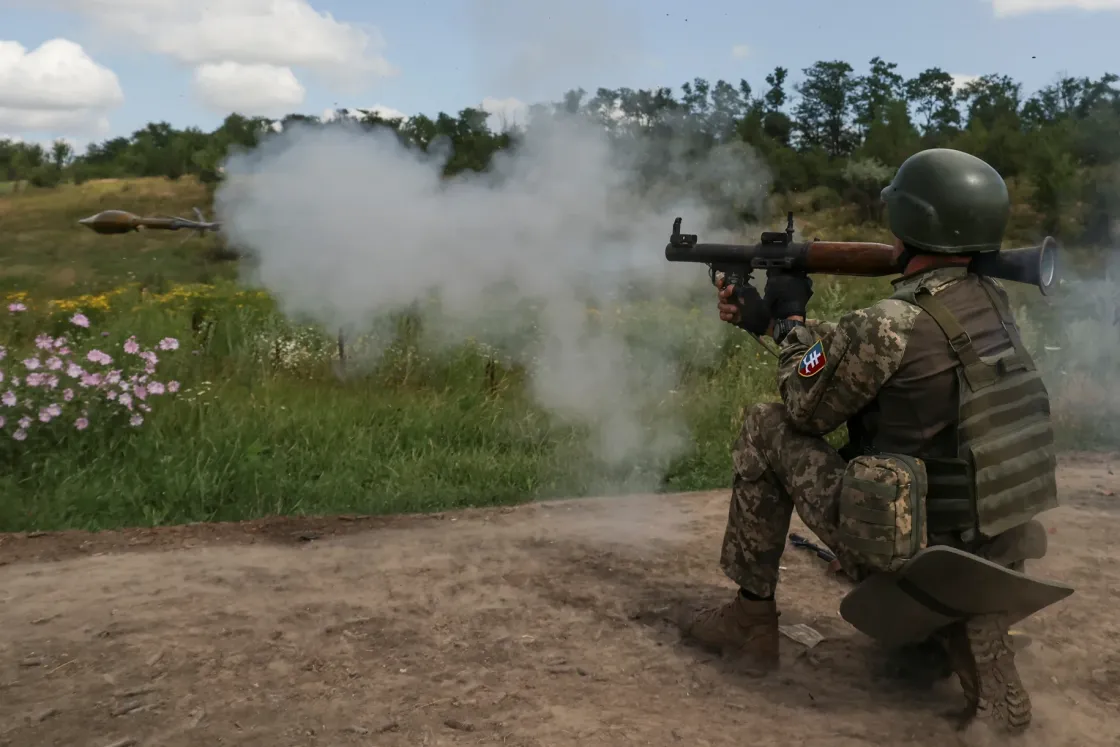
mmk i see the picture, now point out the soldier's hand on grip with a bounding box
[764,269,813,319]
[717,277,770,336]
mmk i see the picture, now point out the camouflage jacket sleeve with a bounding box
[774,300,922,435]
[803,318,836,336]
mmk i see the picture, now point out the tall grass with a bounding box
[0,283,774,531]
[0,269,1111,534]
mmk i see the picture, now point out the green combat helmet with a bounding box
[881,148,1010,254]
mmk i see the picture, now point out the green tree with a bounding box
[761,67,793,147]
[904,68,961,141]
[792,61,859,157]
[853,57,905,137]
[858,99,920,167]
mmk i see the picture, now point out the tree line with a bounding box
[2,58,1118,245]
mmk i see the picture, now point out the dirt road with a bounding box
[1,454,1117,747]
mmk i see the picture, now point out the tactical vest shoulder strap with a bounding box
[975,277,1036,373]
[910,289,1000,391]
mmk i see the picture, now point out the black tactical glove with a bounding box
[764,269,814,319]
[718,279,771,337]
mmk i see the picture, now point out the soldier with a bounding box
[677,148,1058,733]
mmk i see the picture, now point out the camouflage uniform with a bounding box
[682,149,1060,733]
[712,267,1047,595]
[721,293,920,597]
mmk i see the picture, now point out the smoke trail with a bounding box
[1013,197,1120,448]
[213,113,772,479]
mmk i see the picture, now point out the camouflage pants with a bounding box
[720,402,853,598]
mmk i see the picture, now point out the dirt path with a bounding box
[1,454,1117,747]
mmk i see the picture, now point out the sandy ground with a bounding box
[1,454,1117,747]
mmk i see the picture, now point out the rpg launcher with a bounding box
[665,212,1059,296]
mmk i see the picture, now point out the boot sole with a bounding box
[965,614,1032,733]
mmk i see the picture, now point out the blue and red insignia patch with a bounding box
[798,339,827,377]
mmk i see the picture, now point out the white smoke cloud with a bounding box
[214,115,771,473]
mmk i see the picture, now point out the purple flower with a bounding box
[46,403,62,417]
[167,381,180,393]
[63,388,75,401]
[26,373,44,387]
[148,381,165,395]
[70,313,90,328]
[129,414,143,427]
[1,391,15,406]
[119,393,132,408]
[107,390,117,401]
[13,429,26,440]
[46,375,58,389]
[66,363,84,378]
[46,356,63,371]
[23,357,40,370]
[35,335,54,350]
[38,408,52,423]
[86,350,112,365]
[123,337,140,354]
[75,417,89,430]
[101,332,110,337]
[134,385,147,400]
[18,416,30,428]
[8,302,26,313]
[158,337,179,351]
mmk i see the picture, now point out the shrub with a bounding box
[0,307,182,453]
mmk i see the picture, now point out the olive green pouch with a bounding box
[837,453,929,574]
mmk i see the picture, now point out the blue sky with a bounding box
[1,0,1119,147]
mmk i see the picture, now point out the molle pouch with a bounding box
[837,454,929,574]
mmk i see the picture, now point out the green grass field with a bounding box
[0,177,1115,533]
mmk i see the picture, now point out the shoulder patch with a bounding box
[798,339,827,377]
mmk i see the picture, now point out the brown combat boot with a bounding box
[677,594,780,673]
[941,615,1032,733]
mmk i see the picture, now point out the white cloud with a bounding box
[991,0,1120,15]
[50,0,397,86]
[0,38,122,134]
[730,44,750,60]
[481,96,528,130]
[951,73,981,92]
[192,62,305,115]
